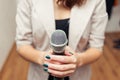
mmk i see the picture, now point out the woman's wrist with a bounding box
[37,51,45,65]
[76,48,103,67]
[76,53,85,67]
[74,52,84,68]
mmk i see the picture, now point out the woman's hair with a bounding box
[57,0,86,9]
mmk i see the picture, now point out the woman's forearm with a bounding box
[17,45,45,65]
[77,48,103,67]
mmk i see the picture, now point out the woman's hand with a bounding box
[43,46,80,78]
[40,49,54,65]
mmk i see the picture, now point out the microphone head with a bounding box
[50,30,68,54]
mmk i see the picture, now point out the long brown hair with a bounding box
[57,0,86,9]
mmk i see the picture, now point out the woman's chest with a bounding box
[53,0,71,19]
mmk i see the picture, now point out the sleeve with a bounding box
[89,0,108,51]
[15,0,33,48]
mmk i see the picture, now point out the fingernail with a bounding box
[45,55,51,59]
[69,52,73,55]
[43,64,48,67]
[44,68,48,72]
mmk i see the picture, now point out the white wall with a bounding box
[0,0,16,70]
[106,1,120,32]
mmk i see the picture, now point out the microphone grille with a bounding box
[51,30,67,45]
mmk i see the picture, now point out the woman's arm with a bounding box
[76,48,102,67]
[17,45,48,65]
[15,0,51,65]
[77,0,108,67]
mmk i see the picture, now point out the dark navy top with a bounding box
[56,18,70,43]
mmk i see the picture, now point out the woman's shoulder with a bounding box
[80,0,106,10]
[27,0,105,5]
[86,0,105,5]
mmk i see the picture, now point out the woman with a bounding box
[15,0,108,80]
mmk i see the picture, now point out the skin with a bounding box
[17,45,102,78]
[44,46,102,78]
[17,0,103,78]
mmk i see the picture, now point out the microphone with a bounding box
[50,30,68,55]
[50,30,68,80]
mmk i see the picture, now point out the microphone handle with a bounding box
[53,52,65,80]
[53,77,64,80]
[54,52,64,55]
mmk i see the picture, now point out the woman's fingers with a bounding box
[45,55,77,64]
[43,60,76,78]
[64,50,73,56]
[64,46,74,56]
[47,68,74,78]
[41,49,54,65]
[43,62,76,71]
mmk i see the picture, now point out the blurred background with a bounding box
[0,0,120,80]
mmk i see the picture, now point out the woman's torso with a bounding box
[18,0,107,80]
